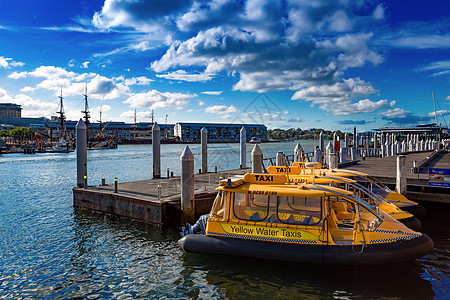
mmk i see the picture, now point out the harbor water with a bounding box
[0,142,449,299]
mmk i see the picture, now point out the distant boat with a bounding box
[250,137,261,144]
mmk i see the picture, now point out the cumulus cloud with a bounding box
[8,65,132,100]
[202,91,223,96]
[428,110,450,118]
[156,70,214,82]
[380,108,429,126]
[124,89,194,110]
[0,87,57,118]
[446,96,450,101]
[0,56,24,69]
[205,104,238,118]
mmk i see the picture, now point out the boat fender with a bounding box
[180,214,209,237]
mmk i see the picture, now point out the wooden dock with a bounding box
[73,150,450,226]
[341,150,450,203]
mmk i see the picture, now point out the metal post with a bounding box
[114,178,118,193]
[396,155,406,194]
[157,184,161,202]
[76,119,87,187]
[167,168,170,179]
[294,143,303,162]
[252,144,263,173]
[201,127,207,174]
[180,146,194,211]
[215,164,218,173]
[152,122,161,179]
[83,176,87,189]
[240,127,246,169]
[353,126,358,152]
[373,133,378,151]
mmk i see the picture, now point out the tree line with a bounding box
[0,127,36,143]
[268,128,346,140]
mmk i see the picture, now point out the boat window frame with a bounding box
[231,192,271,222]
[276,195,323,226]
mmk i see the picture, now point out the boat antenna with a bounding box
[165,114,168,140]
[133,109,137,140]
[57,87,66,140]
[81,84,90,140]
[98,106,103,138]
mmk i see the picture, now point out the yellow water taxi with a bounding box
[266,165,422,230]
[270,162,426,218]
[179,174,433,265]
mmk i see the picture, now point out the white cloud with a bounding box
[0,56,24,69]
[379,108,408,118]
[387,35,450,49]
[205,104,238,115]
[0,87,57,118]
[156,70,214,82]
[123,76,153,86]
[119,110,153,121]
[81,61,90,68]
[198,100,205,106]
[202,91,223,96]
[372,4,385,20]
[446,96,450,101]
[428,110,450,118]
[124,90,194,110]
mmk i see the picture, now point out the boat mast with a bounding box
[57,88,66,140]
[81,84,90,140]
[98,106,103,138]
[432,91,441,141]
[165,114,168,140]
[133,109,137,140]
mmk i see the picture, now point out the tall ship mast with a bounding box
[81,85,90,141]
[57,88,66,140]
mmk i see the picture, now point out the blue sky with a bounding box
[0,0,449,131]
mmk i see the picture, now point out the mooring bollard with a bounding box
[276,151,284,166]
[252,144,263,173]
[240,127,246,169]
[180,146,194,212]
[76,119,87,188]
[101,178,105,186]
[171,171,174,178]
[83,175,87,189]
[319,131,324,151]
[152,122,161,179]
[314,147,322,163]
[215,164,218,173]
[340,147,347,163]
[114,178,118,193]
[201,127,208,174]
[167,168,170,179]
[157,184,161,202]
[396,155,406,194]
[329,153,338,169]
[294,143,303,162]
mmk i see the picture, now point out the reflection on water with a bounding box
[0,143,448,298]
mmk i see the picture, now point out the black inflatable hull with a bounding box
[402,204,427,219]
[179,234,433,266]
[399,216,422,231]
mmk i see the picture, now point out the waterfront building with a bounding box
[374,124,448,140]
[0,103,22,118]
[174,122,267,142]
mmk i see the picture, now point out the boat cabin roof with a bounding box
[217,182,354,197]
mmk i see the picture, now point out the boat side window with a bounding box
[357,204,383,231]
[210,191,225,219]
[277,196,322,226]
[233,193,269,221]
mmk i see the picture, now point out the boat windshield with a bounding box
[232,192,322,226]
[210,191,227,219]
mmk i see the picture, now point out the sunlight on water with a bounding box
[0,142,448,298]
